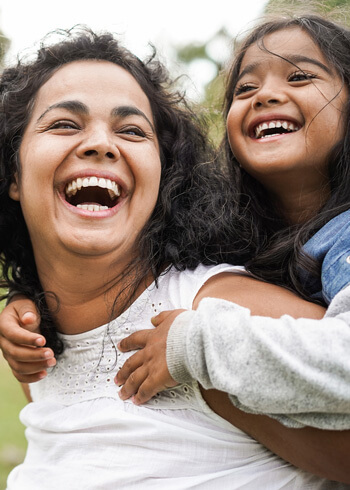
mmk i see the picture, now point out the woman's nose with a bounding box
[77,128,120,161]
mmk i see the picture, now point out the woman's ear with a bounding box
[8,173,20,201]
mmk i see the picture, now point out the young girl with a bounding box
[2,26,345,489]
[113,14,350,431]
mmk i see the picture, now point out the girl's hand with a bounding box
[0,296,56,383]
[116,309,185,404]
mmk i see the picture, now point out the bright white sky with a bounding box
[0,0,269,99]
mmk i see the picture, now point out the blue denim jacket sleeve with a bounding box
[303,209,350,304]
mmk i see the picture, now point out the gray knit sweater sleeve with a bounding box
[166,285,350,430]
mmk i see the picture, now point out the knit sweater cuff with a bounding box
[166,310,196,384]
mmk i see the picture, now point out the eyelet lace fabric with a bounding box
[30,278,208,412]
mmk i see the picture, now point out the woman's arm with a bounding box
[202,388,350,483]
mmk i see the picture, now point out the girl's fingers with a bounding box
[11,358,55,376]
[118,366,146,401]
[118,330,151,352]
[116,350,143,386]
[0,322,45,347]
[0,337,54,363]
[13,370,48,384]
[151,309,186,327]
[20,310,41,330]
[132,379,160,405]
[151,310,172,327]
[9,296,41,330]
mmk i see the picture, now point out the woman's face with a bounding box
[226,27,348,194]
[9,60,161,265]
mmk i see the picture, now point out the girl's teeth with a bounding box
[254,120,300,138]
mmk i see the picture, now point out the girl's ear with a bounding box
[9,173,20,201]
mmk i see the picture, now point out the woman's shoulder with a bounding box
[154,263,248,311]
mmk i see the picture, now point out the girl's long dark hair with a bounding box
[222,15,350,300]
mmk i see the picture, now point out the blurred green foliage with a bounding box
[0,355,27,489]
[265,0,350,25]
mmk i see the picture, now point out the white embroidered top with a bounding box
[7,265,344,489]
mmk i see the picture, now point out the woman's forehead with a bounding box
[31,60,154,122]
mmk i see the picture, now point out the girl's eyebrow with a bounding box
[237,54,332,83]
[36,101,155,131]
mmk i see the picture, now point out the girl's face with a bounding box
[226,27,348,194]
[9,60,161,266]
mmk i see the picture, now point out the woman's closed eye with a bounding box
[46,120,80,131]
[118,126,147,138]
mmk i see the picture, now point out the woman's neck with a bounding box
[35,252,151,335]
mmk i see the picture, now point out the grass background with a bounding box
[0,295,27,490]
[0,354,27,490]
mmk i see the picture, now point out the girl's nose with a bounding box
[252,80,288,110]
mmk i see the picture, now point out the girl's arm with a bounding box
[21,383,33,402]
[170,280,350,430]
[0,296,56,383]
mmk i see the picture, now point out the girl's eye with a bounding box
[288,71,317,82]
[234,83,257,97]
[48,120,79,130]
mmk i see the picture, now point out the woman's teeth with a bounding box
[76,204,109,211]
[65,177,120,199]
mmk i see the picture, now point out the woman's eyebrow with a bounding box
[37,100,88,123]
[237,54,332,83]
[36,101,155,131]
[111,105,155,131]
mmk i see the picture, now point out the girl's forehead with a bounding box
[239,27,328,72]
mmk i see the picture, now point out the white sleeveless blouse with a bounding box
[7,265,344,489]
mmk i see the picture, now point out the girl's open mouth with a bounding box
[251,120,301,139]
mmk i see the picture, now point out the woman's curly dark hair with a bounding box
[222,14,350,300]
[0,27,244,355]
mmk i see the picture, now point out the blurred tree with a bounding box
[265,0,350,26]
[175,28,232,145]
[0,10,10,67]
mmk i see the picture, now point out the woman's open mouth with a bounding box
[64,176,121,212]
